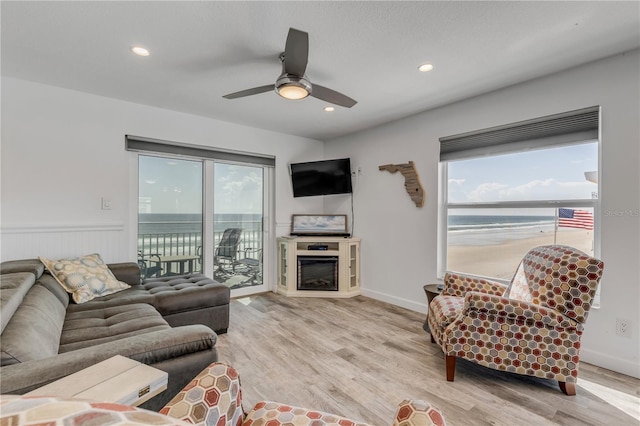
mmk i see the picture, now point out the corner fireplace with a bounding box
[297,256,339,291]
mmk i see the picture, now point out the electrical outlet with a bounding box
[101,197,112,210]
[616,318,631,337]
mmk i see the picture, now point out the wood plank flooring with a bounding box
[215,293,640,426]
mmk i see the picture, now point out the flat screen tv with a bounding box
[290,158,352,197]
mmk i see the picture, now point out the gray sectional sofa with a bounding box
[0,259,230,411]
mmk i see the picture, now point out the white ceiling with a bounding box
[2,1,639,141]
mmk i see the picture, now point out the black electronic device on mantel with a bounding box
[307,244,329,250]
[290,158,352,197]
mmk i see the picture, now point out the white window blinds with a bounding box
[439,106,599,162]
[125,135,276,167]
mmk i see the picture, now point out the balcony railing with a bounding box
[139,230,263,256]
[138,226,263,282]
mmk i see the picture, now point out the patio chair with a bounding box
[214,228,243,278]
[235,247,263,285]
[428,245,604,395]
[137,250,162,279]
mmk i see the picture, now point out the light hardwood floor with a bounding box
[216,293,639,426]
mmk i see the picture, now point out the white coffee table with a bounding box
[26,355,168,407]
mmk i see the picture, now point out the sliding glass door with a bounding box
[137,154,269,293]
[212,163,263,288]
[138,155,203,279]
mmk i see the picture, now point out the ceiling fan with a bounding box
[223,28,357,108]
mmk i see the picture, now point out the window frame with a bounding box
[438,150,601,283]
[130,150,275,296]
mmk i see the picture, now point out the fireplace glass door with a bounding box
[297,256,339,291]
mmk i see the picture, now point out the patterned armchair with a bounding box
[1,363,447,425]
[428,245,604,395]
[161,363,447,425]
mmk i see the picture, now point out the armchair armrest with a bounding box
[462,292,579,329]
[442,272,507,298]
[160,362,244,426]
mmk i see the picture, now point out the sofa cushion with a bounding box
[1,284,67,366]
[142,274,230,315]
[108,262,143,286]
[39,253,130,304]
[37,273,72,307]
[0,272,36,334]
[59,303,171,353]
[66,285,155,312]
[0,259,45,279]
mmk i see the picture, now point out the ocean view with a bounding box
[448,215,557,246]
[447,214,593,278]
[139,213,561,245]
[138,213,263,234]
[136,213,592,281]
[448,215,555,231]
[137,213,264,257]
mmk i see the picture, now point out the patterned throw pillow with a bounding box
[503,260,533,303]
[39,253,130,303]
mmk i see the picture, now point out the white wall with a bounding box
[1,77,324,263]
[2,50,638,378]
[325,50,640,378]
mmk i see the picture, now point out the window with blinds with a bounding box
[438,107,601,305]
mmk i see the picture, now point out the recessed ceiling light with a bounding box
[418,63,434,72]
[130,46,150,57]
[324,106,335,112]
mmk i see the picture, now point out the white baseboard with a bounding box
[580,348,640,379]
[361,288,427,314]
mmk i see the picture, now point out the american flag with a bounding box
[558,208,594,230]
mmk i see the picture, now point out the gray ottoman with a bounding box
[141,274,230,334]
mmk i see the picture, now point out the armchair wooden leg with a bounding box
[430,333,435,343]
[445,355,456,381]
[559,381,576,396]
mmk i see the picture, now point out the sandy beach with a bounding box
[447,228,594,280]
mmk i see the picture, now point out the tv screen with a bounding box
[290,158,353,197]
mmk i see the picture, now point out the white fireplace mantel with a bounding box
[277,236,360,298]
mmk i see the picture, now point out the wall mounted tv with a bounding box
[290,158,353,197]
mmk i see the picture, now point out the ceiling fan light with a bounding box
[275,74,312,100]
[418,63,434,72]
[277,83,309,100]
[130,46,150,57]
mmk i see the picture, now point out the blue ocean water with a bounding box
[448,215,554,231]
[448,215,556,246]
[138,213,263,234]
[139,214,554,233]
[138,214,556,247]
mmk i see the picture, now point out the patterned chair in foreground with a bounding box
[161,362,447,425]
[1,363,447,426]
[428,245,604,396]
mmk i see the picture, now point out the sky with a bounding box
[447,142,598,205]
[138,142,597,216]
[138,155,263,214]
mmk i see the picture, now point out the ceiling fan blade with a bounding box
[284,28,308,76]
[311,85,357,108]
[223,85,275,99]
